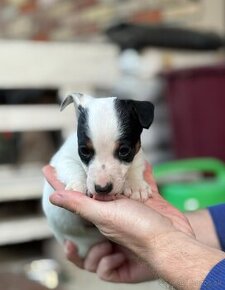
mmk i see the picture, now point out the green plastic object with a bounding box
[153,158,225,211]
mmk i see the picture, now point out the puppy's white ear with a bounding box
[60,93,84,111]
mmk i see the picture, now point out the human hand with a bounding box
[43,163,194,283]
[64,240,157,283]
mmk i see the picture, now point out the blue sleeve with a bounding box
[208,203,225,251]
[201,204,225,289]
[201,259,225,289]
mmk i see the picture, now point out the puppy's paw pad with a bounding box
[124,181,152,202]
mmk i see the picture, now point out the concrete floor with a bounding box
[50,241,168,290]
[64,265,167,290]
[0,240,168,290]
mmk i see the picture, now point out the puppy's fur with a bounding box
[43,93,154,257]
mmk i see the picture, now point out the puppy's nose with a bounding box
[95,183,113,194]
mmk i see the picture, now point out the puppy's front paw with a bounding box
[124,179,152,202]
[65,181,86,194]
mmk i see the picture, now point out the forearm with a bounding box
[185,209,221,249]
[148,232,225,290]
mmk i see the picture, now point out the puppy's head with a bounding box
[61,93,154,198]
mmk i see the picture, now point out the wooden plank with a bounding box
[0,104,75,133]
[0,41,119,89]
[0,215,52,245]
[0,164,44,202]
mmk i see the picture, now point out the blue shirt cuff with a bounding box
[208,204,225,251]
[201,259,225,290]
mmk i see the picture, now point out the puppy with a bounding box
[42,93,154,257]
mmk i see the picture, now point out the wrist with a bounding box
[185,210,221,249]
[145,231,225,290]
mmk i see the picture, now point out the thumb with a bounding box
[50,190,110,225]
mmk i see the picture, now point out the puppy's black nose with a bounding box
[95,183,113,194]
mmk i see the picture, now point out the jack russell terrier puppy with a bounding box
[43,93,154,257]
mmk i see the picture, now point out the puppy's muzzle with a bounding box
[95,183,113,195]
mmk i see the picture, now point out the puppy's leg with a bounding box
[43,134,104,258]
[49,133,87,193]
[48,154,86,196]
[124,151,152,201]
[58,159,87,193]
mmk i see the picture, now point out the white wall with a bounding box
[195,0,225,35]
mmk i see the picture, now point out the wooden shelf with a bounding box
[0,215,52,246]
[0,164,45,202]
[0,104,75,136]
[0,102,72,248]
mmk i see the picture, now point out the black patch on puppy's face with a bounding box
[77,106,95,165]
[114,98,154,163]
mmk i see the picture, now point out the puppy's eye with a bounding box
[118,145,131,158]
[79,146,94,157]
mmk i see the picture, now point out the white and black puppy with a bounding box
[43,93,154,257]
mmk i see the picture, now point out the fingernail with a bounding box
[50,192,64,204]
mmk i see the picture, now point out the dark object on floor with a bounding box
[105,22,225,51]
[0,272,64,290]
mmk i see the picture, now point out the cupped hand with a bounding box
[43,163,194,283]
[64,240,157,283]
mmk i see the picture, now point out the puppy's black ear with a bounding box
[130,100,154,129]
[60,93,84,111]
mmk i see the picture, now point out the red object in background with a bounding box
[20,0,37,13]
[32,31,50,41]
[131,9,162,24]
[2,132,13,140]
[164,65,225,161]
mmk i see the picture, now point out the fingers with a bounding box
[144,162,159,195]
[84,242,113,272]
[44,163,110,227]
[64,241,84,268]
[42,165,65,191]
[143,163,194,236]
[65,240,123,282]
[50,190,163,235]
[96,252,126,282]
[50,190,116,225]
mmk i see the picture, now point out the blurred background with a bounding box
[0,0,225,289]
